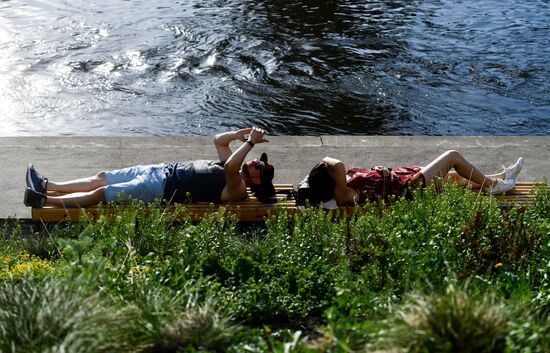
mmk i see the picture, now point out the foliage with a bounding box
[0,182,549,352]
[0,250,53,280]
[385,286,508,353]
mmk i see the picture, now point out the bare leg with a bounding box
[48,172,108,193]
[445,170,506,189]
[420,150,496,188]
[45,187,106,208]
[444,171,480,188]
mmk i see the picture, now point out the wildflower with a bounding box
[495,263,503,268]
[0,251,52,280]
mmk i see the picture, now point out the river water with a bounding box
[0,0,549,135]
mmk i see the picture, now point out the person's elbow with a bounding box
[322,156,342,164]
[322,157,345,171]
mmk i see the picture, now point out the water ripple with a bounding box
[0,0,548,135]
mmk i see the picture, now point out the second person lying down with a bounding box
[305,150,523,205]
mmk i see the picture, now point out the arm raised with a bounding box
[221,127,267,201]
[214,128,252,162]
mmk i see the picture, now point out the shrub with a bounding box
[506,308,550,353]
[0,278,139,353]
[128,283,239,352]
[384,286,508,353]
[1,183,549,351]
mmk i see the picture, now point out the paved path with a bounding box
[2,136,549,219]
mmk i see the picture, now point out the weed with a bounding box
[0,277,138,353]
[1,182,549,351]
[384,286,508,353]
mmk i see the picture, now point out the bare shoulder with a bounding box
[220,181,247,202]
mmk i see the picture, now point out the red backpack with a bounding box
[346,166,422,202]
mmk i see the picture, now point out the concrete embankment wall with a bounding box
[2,136,549,219]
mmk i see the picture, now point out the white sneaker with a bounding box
[503,157,523,180]
[486,178,515,195]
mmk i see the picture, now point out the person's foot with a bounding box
[486,179,515,195]
[503,157,523,180]
[24,187,47,208]
[26,164,48,194]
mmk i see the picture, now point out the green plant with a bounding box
[0,277,139,353]
[126,283,239,352]
[1,182,550,352]
[0,250,52,280]
[384,286,508,353]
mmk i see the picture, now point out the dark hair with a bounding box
[307,161,335,205]
[250,153,276,203]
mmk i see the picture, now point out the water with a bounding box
[0,0,549,136]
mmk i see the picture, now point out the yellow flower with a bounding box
[495,262,503,268]
[0,251,52,280]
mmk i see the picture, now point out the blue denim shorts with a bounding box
[104,164,166,203]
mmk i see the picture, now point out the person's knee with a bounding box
[444,149,459,157]
[95,172,110,187]
[442,150,461,162]
[92,186,107,203]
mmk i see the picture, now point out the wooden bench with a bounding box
[31,184,297,223]
[31,182,543,223]
[488,182,540,207]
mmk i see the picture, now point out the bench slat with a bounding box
[32,182,545,222]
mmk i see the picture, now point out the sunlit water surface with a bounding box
[0,0,549,135]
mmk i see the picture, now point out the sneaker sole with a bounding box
[505,157,523,180]
[24,187,46,208]
[23,188,31,207]
[26,165,35,190]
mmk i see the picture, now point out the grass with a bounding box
[0,182,549,352]
[387,286,509,353]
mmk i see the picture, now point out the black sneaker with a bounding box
[24,187,47,208]
[26,164,48,194]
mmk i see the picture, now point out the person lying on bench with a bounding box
[306,150,523,205]
[24,127,275,208]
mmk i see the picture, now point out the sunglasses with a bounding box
[243,159,265,177]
